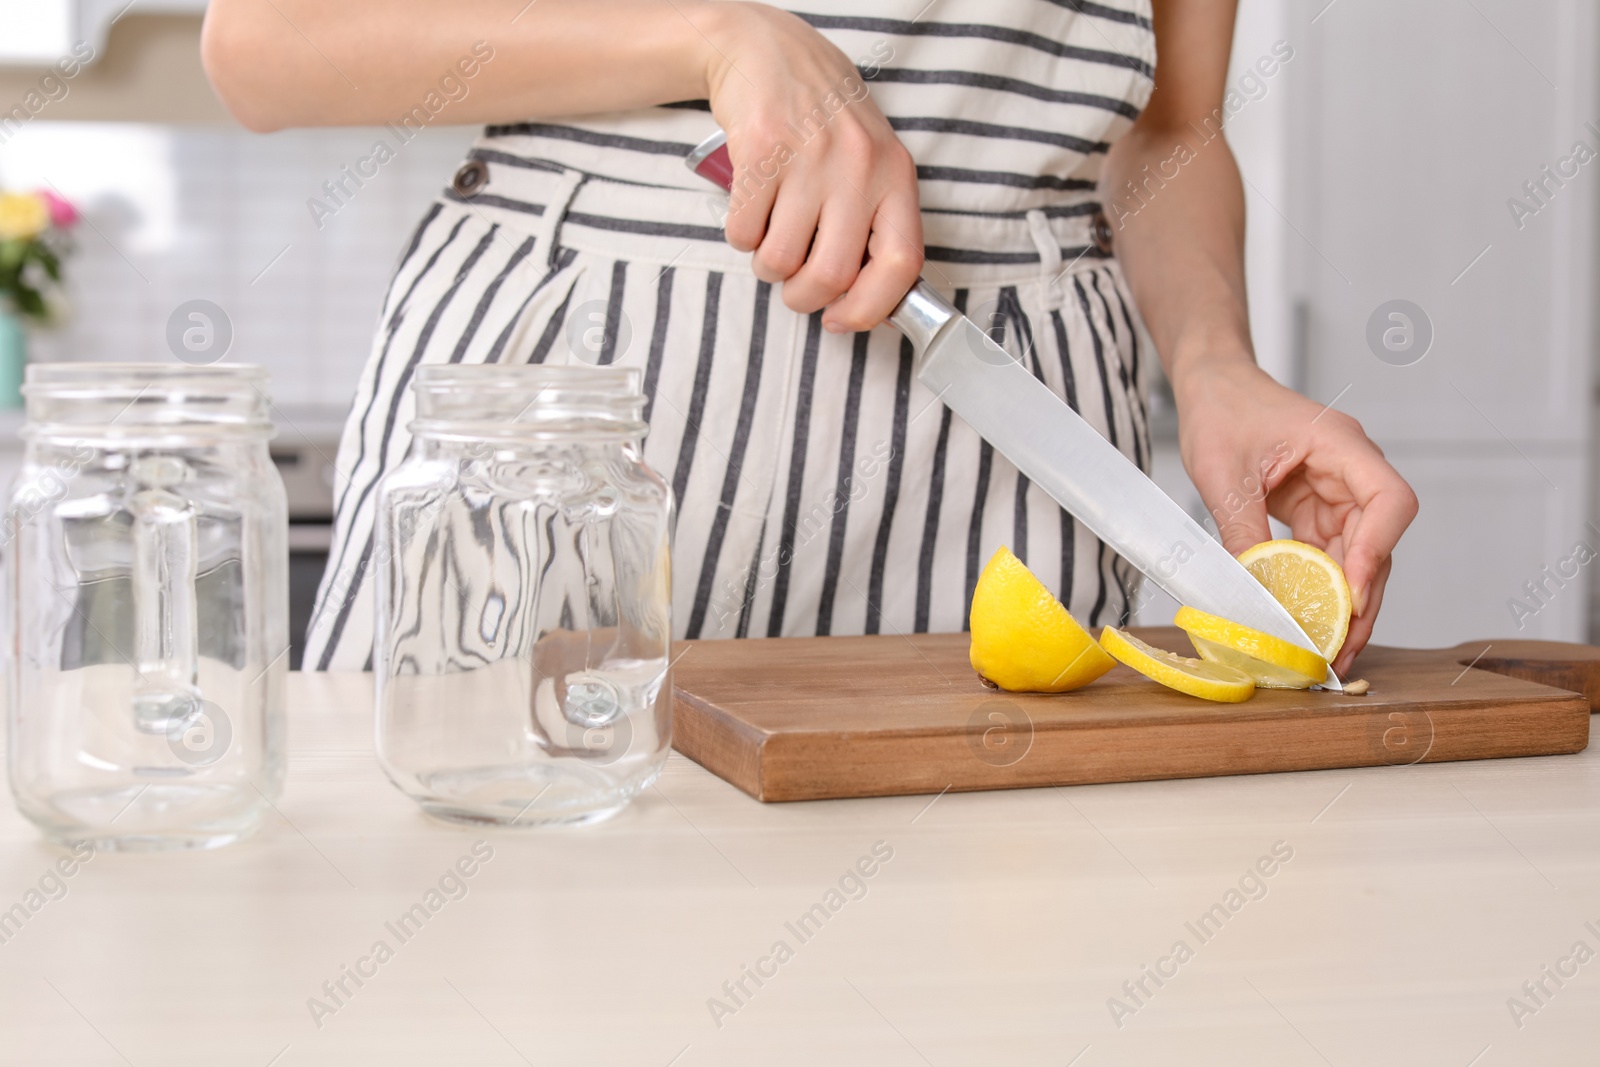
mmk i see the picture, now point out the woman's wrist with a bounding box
[694,2,775,103]
[1165,334,1260,408]
[681,1,738,101]
[610,0,736,106]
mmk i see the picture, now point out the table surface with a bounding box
[2,670,1598,1066]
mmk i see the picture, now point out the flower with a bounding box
[0,193,48,241]
[35,189,77,229]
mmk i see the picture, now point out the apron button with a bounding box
[1091,210,1113,255]
[451,158,489,198]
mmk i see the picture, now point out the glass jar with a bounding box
[6,363,288,850]
[375,365,673,826]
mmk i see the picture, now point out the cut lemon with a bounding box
[968,546,1116,692]
[1098,626,1256,703]
[1173,605,1327,689]
[1236,540,1352,662]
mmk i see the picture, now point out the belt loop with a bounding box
[1025,208,1064,310]
[535,168,588,269]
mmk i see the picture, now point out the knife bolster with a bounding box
[890,281,957,360]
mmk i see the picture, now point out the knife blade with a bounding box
[686,131,1340,688]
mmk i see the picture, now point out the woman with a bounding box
[202,0,1416,676]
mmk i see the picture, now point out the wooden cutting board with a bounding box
[669,629,1596,802]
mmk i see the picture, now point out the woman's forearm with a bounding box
[202,0,723,132]
[1101,120,1257,398]
[1099,0,1256,400]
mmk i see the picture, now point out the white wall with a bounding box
[0,122,478,408]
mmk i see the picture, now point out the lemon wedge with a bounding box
[1173,605,1328,689]
[1098,626,1256,703]
[968,546,1116,692]
[1236,540,1352,662]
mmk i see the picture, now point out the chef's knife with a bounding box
[686,131,1340,689]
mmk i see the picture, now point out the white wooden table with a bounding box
[1,671,1597,1065]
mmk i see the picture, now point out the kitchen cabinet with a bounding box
[1282,0,1597,646]
[0,0,207,66]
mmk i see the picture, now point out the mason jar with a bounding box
[5,363,289,850]
[374,365,673,826]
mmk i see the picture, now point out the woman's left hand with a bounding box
[1174,358,1419,676]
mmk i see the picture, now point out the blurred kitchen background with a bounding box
[0,0,1592,659]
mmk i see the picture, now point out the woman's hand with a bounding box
[698,3,924,331]
[1103,0,1417,672]
[1175,359,1419,675]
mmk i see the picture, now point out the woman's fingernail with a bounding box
[823,320,847,334]
[1352,582,1370,616]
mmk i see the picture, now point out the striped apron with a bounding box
[304,0,1157,670]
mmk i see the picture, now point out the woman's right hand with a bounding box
[696,3,924,333]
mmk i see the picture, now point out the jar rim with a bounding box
[411,364,646,441]
[414,364,639,391]
[23,362,269,395]
[21,362,275,439]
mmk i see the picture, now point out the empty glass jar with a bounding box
[6,363,288,849]
[375,365,673,826]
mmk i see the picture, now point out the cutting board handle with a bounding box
[1447,640,1600,711]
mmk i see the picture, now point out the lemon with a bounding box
[968,546,1116,692]
[1173,605,1328,689]
[1236,540,1353,661]
[1098,626,1256,702]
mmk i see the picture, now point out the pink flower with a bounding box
[35,189,78,229]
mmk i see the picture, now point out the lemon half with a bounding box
[1098,626,1256,703]
[1174,605,1328,689]
[968,546,1116,692]
[1236,540,1352,662]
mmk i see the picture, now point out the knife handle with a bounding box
[684,130,952,350]
[685,130,737,191]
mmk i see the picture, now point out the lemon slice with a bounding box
[1186,636,1319,690]
[968,546,1116,692]
[1098,626,1256,703]
[1236,540,1352,661]
[1173,605,1328,689]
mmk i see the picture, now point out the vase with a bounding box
[0,308,24,410]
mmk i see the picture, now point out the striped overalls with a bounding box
[305,0,1157,669]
